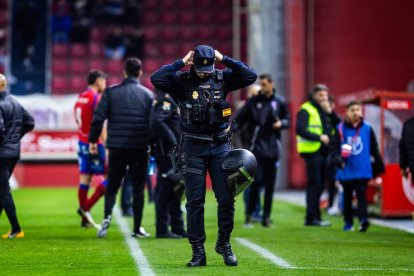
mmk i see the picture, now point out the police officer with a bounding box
[151,45,257,267]
[151,89,186,238]
[0,74,35,238]
[234,73,290,227]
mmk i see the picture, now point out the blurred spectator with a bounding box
[0,27,6,73]
[296,84,337,227]
[399,116,414,181]
[235,74,291,227]
[70,0,94,43]
[52,0,72,43]
[383,127,399,164]
[104,26,126,60]
[326,96,341,215]
[333,101,384,232]
[124,27,145,59]
[123,0,143,26]
[103,0,126,25]
[14,0,39,69]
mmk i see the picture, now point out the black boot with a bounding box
[187,243,206,267]
[215,234,238,266]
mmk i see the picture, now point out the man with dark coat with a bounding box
[234,73,290,227]
[0,74,35,238]
[400,116,414,182]
[89,58,153,238]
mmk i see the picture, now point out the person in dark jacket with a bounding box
[296,84,339,227]
[0,74,35,238]
[151,89,186,239]
[400,116,414,182]
[333,101,384,232]
[151,45,257,267]
[89,58,154,239]
[234,73,290,227]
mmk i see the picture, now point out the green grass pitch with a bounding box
[1,188,414,275]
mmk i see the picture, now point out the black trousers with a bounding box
[247,158,277,220]
[105,148,148,233]
[121,171,133,213]
[341,180,368,224]
[182,139,234,245]
[155,154,185,235]
[326,153,337,208]
[0,158,20,232]
[304,154,327,223]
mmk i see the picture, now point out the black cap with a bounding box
[193,45,215,73]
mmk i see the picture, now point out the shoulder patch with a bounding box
[162,101,171,111]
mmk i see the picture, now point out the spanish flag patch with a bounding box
[222,108,231,117]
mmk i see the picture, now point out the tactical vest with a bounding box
[179,70,231,126]
[296,101,323,153]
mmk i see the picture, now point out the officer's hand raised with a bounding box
[182,51,194,66]
[214,50,224,62]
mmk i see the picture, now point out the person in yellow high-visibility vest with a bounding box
[296,84,339,227]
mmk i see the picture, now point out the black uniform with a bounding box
[151,51,256,265]
[0,91,35,234]
[399,116,414,182]
[151,90,186,237]
[89,77,153,234]
[234,90,290,224]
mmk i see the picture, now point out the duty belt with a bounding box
[183,131,229,143]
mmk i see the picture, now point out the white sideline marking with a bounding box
[370,218,414,234]
[113,206,155,276]
[236,237,294,268]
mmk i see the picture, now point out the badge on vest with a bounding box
[192,91,199,100]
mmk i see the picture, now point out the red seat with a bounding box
[216,11,231,24]
[144,43,160,58]
[216,43,232,55]
[71,75,86,92]
[178,12,195,25]
[143,59,160,74]
[196,11,212,25]
[70,59,89,74]
[71,43,88,57]
[160,26,177,41]
[216,27,231,40]
[0,11,6,25]
[179,42,196,56]
[178,26,194,40]
[52,76,69,94]
[144,27,159,41]
[216,0,231,8]
[197,0,211,8]
[160,43,178,58]
[89,43,103,57]
[106,60,124,74]
[145,0,158,9]
[197,28,213,40]
[177,0,193,9]
[91,28,105,41]
[52,59,68,74]
[161,12,177,25]
[89,59,105,71]
[161,0,175,9]
[143,11,159,25]
[52,44,69,57]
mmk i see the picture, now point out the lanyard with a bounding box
[338,122,361,144]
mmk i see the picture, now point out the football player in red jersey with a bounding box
[74,70,108,228]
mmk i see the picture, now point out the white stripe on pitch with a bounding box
[113,206,155,276]
[236,237,294,269]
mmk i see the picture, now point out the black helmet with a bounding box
[222,149,257,197]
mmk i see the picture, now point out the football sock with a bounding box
[78,184,89,209]
[86,180,107,211]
